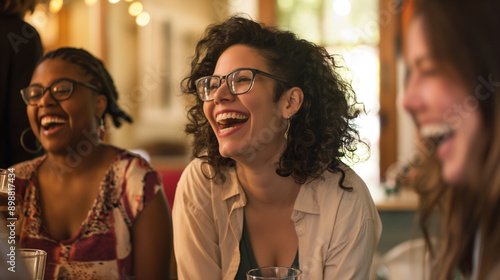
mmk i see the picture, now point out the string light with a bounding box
[84,0,97,6]
[49,0,63,13]
[128,2,143,16]
[333,0,351,16]
[44,0,150,26]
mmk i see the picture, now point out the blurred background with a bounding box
[23,0,424,278]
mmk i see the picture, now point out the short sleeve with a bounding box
[115,152,163,224]
[10,155,45,200]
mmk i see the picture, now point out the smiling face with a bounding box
[403,17,484,184]
[203,44,290,164]
[27,58,107,155]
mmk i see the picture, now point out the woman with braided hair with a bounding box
[11,47,172,279]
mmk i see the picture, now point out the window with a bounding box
[278,0,381,193]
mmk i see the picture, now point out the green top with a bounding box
[235,213,299,280]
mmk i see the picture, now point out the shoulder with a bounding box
[0,17,41,50]
[10,156,45,196]
[109,148,162,199]
[308,164,382,240]
[310,163,378,219]
[112,148,157,175]
[107,149,163,221]
[0,18,40,38]
[174,158,233,211]
[176,158,215,200]
[0,16,23,34]
[179,158,214,183]
[10,156,44,179]
[318,164,371,199]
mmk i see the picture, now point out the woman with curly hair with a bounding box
[403,0,500,279]
[172,16,381,280]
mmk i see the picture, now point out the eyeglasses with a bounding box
[195,68,289,102]
[20,78,100,106]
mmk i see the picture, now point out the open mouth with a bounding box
[40,115,67,134]
[420,124,454,146]
[216,112,249,134]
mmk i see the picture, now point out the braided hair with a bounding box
[38,47,132,127]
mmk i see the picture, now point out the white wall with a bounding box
[396,56,417,172]
[102,0,228,150]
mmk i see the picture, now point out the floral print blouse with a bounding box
[12,148,162,280]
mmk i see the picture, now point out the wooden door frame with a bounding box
[258,0,399,180]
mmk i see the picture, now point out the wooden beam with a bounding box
[99,0,108,64]
[258,0,277,26]
[57,7,69,51]
[379,0,399,180]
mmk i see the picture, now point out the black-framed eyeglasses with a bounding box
[20,78,100,106]
[195,68,289,102]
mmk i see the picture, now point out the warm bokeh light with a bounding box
[136,11,150,26]
[49,0,63,13]
[25,9,48,27]
[109,0,120,4]
[278,0,294,10]
[128,2,143,16]
[84,0,98,6]
[333,0,351,16]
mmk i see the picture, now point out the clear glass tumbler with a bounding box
[19,249,47,280]
[247,266,302,280]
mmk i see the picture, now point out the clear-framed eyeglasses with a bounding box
[195,68,289,102]
[20,78,100,106]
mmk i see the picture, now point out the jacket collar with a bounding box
[220,167,320,215]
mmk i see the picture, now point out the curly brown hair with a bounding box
[182,16,364,189]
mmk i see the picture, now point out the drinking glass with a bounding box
[19,249,47,280]
[247,267,302,280]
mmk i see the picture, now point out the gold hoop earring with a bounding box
[20,127,43,154]
[97,117,106,141]
[284,115,291,140]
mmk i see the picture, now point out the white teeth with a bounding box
[216,112,248,122]
[220,127,236,134]
[420,124,454,139]
[41,116,66,126]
